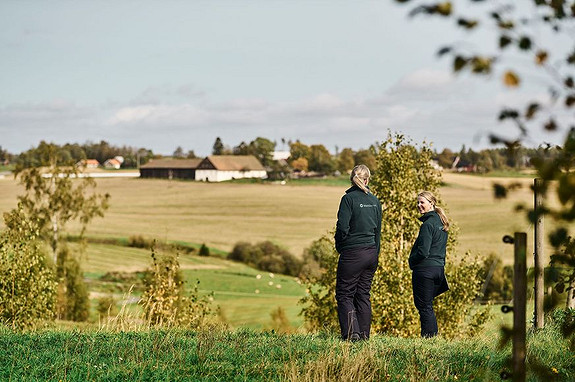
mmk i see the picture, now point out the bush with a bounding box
[228,241,302,276]
[97,296,118,319]
[0,208,57,330]
[128,235,153,249]
[140,248,213,328]
[478,253,513,303]
[199,243,210,257]
[55,244,90,322]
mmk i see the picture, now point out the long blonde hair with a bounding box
[350,164,371,194]
[418,191,450,231]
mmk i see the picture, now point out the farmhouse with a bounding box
[76,159,100,169]
[103,158,122,169]
[139,158,202,180]
[195,155,267,182]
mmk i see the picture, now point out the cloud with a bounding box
[1,68,570,155]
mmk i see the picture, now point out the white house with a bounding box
[103,158,122,169]
[195,155,267,182]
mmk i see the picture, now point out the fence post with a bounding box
[533,178,544,329]
[513,232,527,382]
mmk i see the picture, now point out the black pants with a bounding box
[412,266,446,338]
[335,246,378,340]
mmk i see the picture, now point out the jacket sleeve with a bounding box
[334,195,352,251]
[375,200,382,254]
[409,223,433,264]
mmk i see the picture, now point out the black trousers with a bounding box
[412,266,446,338]
[335,246,378,340]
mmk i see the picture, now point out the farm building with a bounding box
[76,159,100,169]
[195,155,267,182]
[139,158,202,180]
[103,158,122,169]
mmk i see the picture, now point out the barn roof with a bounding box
[140,158,202,169]
[199,155,265,171]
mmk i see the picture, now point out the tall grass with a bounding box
[0,324,572,381]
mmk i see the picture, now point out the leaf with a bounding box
[518,36,532,50]
[565,77,574,88]
[453,56,468,72]
[437,46,452,57]
[436,2,452,16]
[544,119,558,131]
[525,103,540,119]
[535,50,548,65]
[566,94,575,107]
[493,183,508,199]
[498,20,514,29]
[503,71,520,87]
[471,57,492,74]
[499,35,513,49]
[498,108,519,121]
[567,50,575,65]
[457,18,478,29]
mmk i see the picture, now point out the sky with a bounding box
[0,0,571,156]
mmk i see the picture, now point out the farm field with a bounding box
[0,172,567,265]
[81,242,307,330]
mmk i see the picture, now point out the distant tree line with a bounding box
[11,141,156,170]
[3,137,560,176]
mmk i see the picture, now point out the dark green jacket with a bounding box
[409,211,447,270]
[335,185,382,254]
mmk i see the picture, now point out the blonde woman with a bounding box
[409,191,450,338]
[334,164,382,341]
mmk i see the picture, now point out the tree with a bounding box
[395,0,575,306]
[337,148,355,173]
[437,148,456,169]
[353,149,376,171]
[308,144,336,174]
[0,208,57,330]
[212,137,224,155]
[14,145,110,261]
[233,141,250,155]
[173,146,185,158]
[289,140,311,161]
[290,157,309,172]
[248,137,276,167]
[12,145,110,322]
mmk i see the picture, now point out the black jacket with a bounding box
[334,185,382,254]
[409,211,447,270]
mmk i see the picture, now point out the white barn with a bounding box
[195,155,267,182]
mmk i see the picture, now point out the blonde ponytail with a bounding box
[418,191,450,231]
[350,165,371,194]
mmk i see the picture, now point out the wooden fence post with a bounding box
[513,232,527,382]
[534,178,544,329]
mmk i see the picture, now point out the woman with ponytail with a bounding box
[334,165,382,341]
[409,191,450,338]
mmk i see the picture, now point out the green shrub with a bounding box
[199,243,210,257]
[55,244,90,322]
[228,241,302,276]
[478,253,513,303]
[0,208,57,330]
